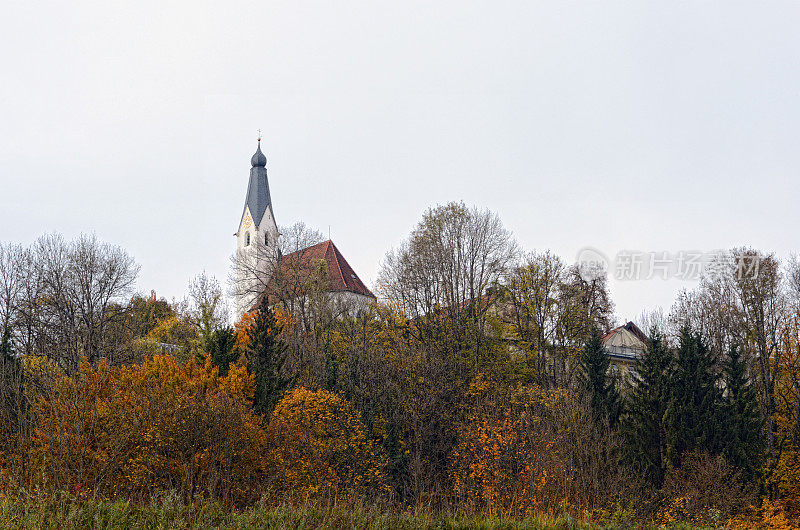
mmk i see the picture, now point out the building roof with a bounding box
[263,240,375,305]
[602,321,648,344]
[241,141,273,228]
[602,321,648,361]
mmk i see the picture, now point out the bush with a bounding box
[266,387,388,500]
[450,380,635,517]
[657,451,752,527]
[27,355,267,504]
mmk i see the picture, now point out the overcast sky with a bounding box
[2,1,799,322]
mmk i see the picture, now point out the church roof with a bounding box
[262,240,375,305]
[242,141,273,228]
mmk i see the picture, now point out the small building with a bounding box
[603,321,647,383]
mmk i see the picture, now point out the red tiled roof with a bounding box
[264,240,374,303]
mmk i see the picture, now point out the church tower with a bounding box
[235,139,280,317]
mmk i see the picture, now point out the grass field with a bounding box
[0,491,724,530]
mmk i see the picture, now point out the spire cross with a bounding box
[257,129,262,143]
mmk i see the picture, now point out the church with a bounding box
[234,139,375,318]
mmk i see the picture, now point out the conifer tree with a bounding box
[664,326,722,467]
[721,343,764,480]
[0,326,12,361]
[580,326,621,425]
[0,326,25,450]
[246,306,291,417]
[623,327,673,486]
[204,326,238,377]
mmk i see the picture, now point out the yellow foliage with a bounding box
[266,387,388,500]
[768,313,800,506]
[727,499,799,529]
[146,316,202,362]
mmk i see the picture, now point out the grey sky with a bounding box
[2,1,799,321]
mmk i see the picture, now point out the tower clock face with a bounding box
[243,213,253,229]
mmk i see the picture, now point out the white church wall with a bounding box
[235,204,280,318]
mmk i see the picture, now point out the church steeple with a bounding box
[235,135,280,318]
[242,139,273,228]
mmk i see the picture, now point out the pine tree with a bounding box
[246,306,291,417]
[0,326,12,361]
[622,327,673,486]
[580,326,621,425]
[721,343,764,480]
[664,326,723,467]
[204,326,238,377]
[0,325,25,450]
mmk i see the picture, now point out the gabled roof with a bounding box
[602,321,648,344]
[602,321,648,360]
[241,142,273,228]
[263,240,375,304]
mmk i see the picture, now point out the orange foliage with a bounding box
[273,306,297,338]
[451,382,571,516]
[726,498,799,530]
[233,311,257,353]
[266,387,388,500]
[29,355,266,504]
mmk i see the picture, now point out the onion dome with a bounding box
[251,140,267,167]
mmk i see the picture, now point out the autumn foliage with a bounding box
[451,378,631,518]
[266,387,388,500]
[3,220,800,527]
[27,355,266,504]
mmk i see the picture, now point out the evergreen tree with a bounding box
[664,326,723,467]
[622,327,673,486]
[324,351,338,392]
[0,326,12,361]
[0,326,26,451]
[721,343,764,480]
[246,306,291,417]
[203,326,238,377]
[580,327,621,425]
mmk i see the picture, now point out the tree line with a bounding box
[1,203,799,526]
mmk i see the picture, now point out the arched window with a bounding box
[265,232,269,246]
[245,232,250,246]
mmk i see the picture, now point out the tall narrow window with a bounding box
[265,232,269,246]
[245,232,250,246]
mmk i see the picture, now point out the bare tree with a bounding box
[0,243,23,337]
[188,271,229,345]
[787,253,800,313]
[10,233,139,370]
[563,263,616,335]
[230,221,325,317]
[638,307,669,340]
[379,202,516,363]
[0,244,28,459]
[231,220,360,386]
[669,274,744,355]
[504,250,567,385]
[69,234,140,364]
[731,249,787,462]
[14,246,45,357]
